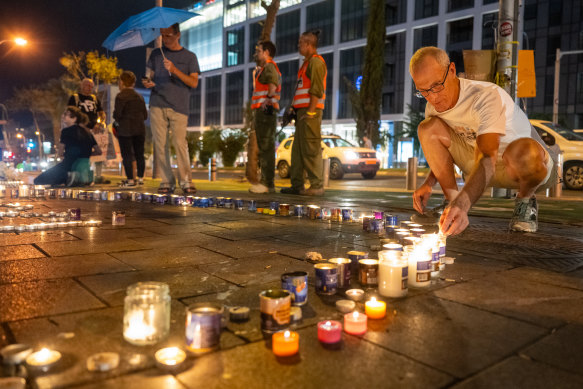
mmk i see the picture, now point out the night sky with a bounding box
[0,0,194,126]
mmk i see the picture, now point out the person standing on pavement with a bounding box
[142,23,200,195]
[68,78,109,184]
[249,40,281,194]
[409,46,556,235]
[114,71,148,187]
[281,30,327,196]
[363,135,373,149]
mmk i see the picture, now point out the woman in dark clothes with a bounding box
[114,70,148,187]
[34,106,101,186]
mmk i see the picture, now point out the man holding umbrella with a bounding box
[142,23,199,195]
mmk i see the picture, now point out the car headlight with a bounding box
[344,151,359,161]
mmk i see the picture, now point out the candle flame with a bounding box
[284,330,290,338]
[325,321,331,326]
[370,297,377,303]
[352,311,359,318]
[38,348,51,360]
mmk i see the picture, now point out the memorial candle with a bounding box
[378,250,408,298]
[272,330,299,357]
[317,320,342,344]
[365,297,386,319]
[26,348,61,371]
[344,311,367,335]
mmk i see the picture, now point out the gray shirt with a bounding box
[147,47,200,116]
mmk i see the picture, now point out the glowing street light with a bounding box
[0,37,28,47]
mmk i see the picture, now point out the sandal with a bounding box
[157,186,175,194]
[182,187,197,195]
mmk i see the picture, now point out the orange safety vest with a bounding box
[251,59,282,110]
[293,54,327,110]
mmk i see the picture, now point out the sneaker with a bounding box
[301,187,325,196]
[138,178,144,185]
[281,187,303,195]
[509,196,538,232]
[249,183,269,194]
[411,201,449,225]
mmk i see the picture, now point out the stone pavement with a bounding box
[1,188,583,389]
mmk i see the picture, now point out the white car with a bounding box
[530,119,583,190]
[276,135,380,179]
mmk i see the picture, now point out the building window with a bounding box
[577,72,583,104]
[226,27,245,67]
[386,0,407,26]
[306,0,335,47]
[276,60,300,110]
[204,75,221,126]
[182,0,223,72]
[338,47,364,119]
[341,0,369,42]
[383,32,406,114]
[482,0,498,4]
[448,0,474,13]
[413,25,438,52]
[447,17,473,73]
[225,71,244,125]
[320,52,334,120]
[276,10,300,56]
[547,34,561,66]
[482,12,497,50]
[188,87,201,127]
[549,0,562,26]
[415,0,439,20]
[248,22,263,63]
[224,0,246,27]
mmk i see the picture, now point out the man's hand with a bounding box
[439,193,471,235]
[163,59,176,74]
[413,183,432,214]
[142,78,155,89]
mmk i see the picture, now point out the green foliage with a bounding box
[199,127,222,166]
[60,51,122,89]
[219,130,247,167]
[186,131,202,165]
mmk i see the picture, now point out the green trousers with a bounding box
[290,108,323,190]
[254,108,277,188]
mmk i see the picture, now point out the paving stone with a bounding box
[0,279,105,321]
[175,325,454,389]
[277,230,368,247]
[274,241,371,261]
[199,254,313,287]
[78,267,233,306]
[436,250,513,283]
[433,271,583,328]
[141,223,225,236]
[197,237,296,259]
[362,295,546,378]
[452,356,583,389]
[129,233,226,250]
[0,244,46,261]
[10,301,243,389]
[110,246,230,270]
[0,253,133,284]
[522,323,583,376]
[64,227,162,241]
[73,370,187,389]
[503,266,583,292]
[0,231,78,246]
[36,238,148,257]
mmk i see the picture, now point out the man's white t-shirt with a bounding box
[425,78,532,157]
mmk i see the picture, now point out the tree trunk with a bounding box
[245,0,280,184]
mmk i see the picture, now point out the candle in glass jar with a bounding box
[365,297,386,319]
[344,311,367,335]
[26,348,61,371]
[378,250,408,298]
[272,330,299,357]
[406,245,432,288]
[317,320,342,344]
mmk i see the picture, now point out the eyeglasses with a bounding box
[161,33,175,38]
[415,63,451,98]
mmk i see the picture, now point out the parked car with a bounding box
[276,135,380,179]
[530,119,583,190]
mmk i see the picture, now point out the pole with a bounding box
[209,157,216,181]
[406,157,418,191]
[496,0,519,99]
[322,158,330,189]
[553,48,561,124]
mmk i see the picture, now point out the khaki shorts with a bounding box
[447,128,554,189]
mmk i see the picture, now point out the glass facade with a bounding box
[338,47,364,119]
[277,60,300,110]
[205,75,222,126]
[306,0,335,47]
[248,21,263,63]
[415,0,439,20]
[224,0,246,27]
[276,10,301,56]
[386,0,407,26]
[446,17,473,73]
[225,71,244,125]
[413,25,438,52]
[341,0,369,42]
[226,27,245,66]
[383,32,406,114]
[188,87,201,127]
[448,0,474,13]
[320,52,334,120]
[183,0,223,72]
[481,12,497,50]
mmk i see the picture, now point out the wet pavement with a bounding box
[1,184,583,388]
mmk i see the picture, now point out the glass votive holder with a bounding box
[123,282,171,346]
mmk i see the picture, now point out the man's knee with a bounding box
[417,117,452,147]
[503,138,547,180]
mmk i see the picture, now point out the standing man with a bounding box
[68,78,108,184]
[143,23,200,195]
[409,47,556,235]
[281,30,327,196]
[363,135,373,149]
[249,40,281,194]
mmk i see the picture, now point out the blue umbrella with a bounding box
[103,6,198,51]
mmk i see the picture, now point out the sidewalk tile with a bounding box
[36,239,148,257]
[0,231,78,246]
[110,246,230,270]
[0,244,46,262]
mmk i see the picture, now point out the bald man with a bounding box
[410,46,556,235]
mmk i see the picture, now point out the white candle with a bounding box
[378,250,408,298]
[155,347,186,369]
[26,348,61,371]
[406,245,432,288]
[123,309,156,342]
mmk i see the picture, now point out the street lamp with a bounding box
[0,37,28,47]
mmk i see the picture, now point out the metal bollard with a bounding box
[406,157,418,190]
[322,158,330,188]
[491,187,512,198]
[549,152,563,198]
[209,158,217,181]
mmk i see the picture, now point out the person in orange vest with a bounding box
[281,30,327,196]
[249,40,281,194]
